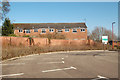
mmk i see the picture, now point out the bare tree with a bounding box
[89,27,117,41]
[0,0,10,20]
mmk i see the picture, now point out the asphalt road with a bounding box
[1,50,118,78]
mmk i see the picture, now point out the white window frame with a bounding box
[34,29,38,32]
[81,28,85,32]
[25,29,30,33]
[49,29,54,32]
[57,29,62,33]
[65,29,69,32]
[41,29,46,33]
[72,29,77,33]
[19,29,23,33]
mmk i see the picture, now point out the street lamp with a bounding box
[112,22,115,49]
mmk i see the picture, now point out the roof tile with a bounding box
[13,23,87,29]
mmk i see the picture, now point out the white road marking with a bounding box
[42,66,76,73]
[92,75,109,80]
[62,58,64,60]
[0,63,25,66]
[0,73,24,77]
[49,61,64,64]
[62,61,65,63]
[38,61,64,64]
[97,75,108,79]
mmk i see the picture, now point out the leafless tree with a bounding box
[88,27,117,41]
[0,0,10,20]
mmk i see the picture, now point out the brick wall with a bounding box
[14,29,55,37]
[14,28,87,40]
[59,29,87,40]
[86,39,95,45]
[1,36,29,47]
[32,37,48,46]
[50,39,69,46]
[1,37,94,47]
[50,39,88,46]
[1,37,48,47]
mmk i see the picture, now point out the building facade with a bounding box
[13,23,87,40]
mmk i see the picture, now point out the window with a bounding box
[34,29,38,32]
[49,29,54,32]
[26,29,30,33]
[41,29,46,33]
[57,29,62,33]
[81,38,85,40]
[19,29,23,32]
[74,39,78,40]
[73,29,77,33]
[65,29,69,32]
[81,29,85,32]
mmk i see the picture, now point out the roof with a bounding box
[13,23,87,29]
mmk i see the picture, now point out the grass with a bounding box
[23,35,30,37]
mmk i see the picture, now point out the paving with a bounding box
[1,50,118,78]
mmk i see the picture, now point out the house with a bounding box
[13,23,87,40]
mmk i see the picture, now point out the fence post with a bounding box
[10,37,11,46]
[28,37,33,46]
[69,40,71,51]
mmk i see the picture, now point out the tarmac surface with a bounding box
[1,50,118,78]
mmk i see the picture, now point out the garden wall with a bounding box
[1,36,94,47]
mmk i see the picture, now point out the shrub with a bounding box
[39,33,65,39]
[54,33,65,39]
[8,34,17,37]
[2,43,104,60]
[23,35,30,37]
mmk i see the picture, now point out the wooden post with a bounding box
[10,37,11,46]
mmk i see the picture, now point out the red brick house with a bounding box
[13,23,87,40]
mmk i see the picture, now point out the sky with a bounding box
[7,2,118,35]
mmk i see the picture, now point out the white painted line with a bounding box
[0,73,24,77]
[62,58,64,60]
[38,61,64,64]
[97,75,108,79]
[42,66,76,73]
[62,61,65,63]
[49,61,64,64]
[0,63,25,66]
[92,75,109,80]
[70,66,77,69]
